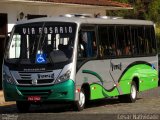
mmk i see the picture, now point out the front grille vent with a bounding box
[17,70,54,85]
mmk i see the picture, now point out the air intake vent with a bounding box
[17,70,54,85]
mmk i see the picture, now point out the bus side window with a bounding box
[145,26,151,54]
[131,26,141,55]
[137,26,145,55]
[151,27,156,54]
[149,26,156,54]
[98,26,114,58]
[78,31,97,58]
[78,32,86,58]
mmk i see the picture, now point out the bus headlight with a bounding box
[56,70,71,83]
[3,71,15,84]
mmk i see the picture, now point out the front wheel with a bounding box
[74,88,86,111]
[118,81,137,103]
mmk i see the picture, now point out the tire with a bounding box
[16,101,30,113]
[129,81,137,102]
[118,81,137,103]
[74,88,86,111]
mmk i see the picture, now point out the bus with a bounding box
[3,14,159,112]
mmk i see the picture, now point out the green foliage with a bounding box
[108,0,160,22]
[132,0,146,19]
[147,0,160,23]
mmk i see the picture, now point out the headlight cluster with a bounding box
[3,71,15,84]
[55,70,71,84]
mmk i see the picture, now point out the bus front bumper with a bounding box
[3,80,75,102]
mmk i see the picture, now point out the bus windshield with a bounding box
[6,22,76,64]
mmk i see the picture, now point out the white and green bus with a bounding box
[3,14,159,112]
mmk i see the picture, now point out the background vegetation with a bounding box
[107,0,160,52]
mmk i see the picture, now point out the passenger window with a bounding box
[138,26,145,54]
[131,27,139,55]
[116,26,131,56]
[78,31,97,58]
[98,26,119,58]
[145,26,156,54]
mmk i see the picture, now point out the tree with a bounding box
[111,0,160,22]
[147,0,160,23]
[106,0,146,19]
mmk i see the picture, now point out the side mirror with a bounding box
[4,33,10,48]
[5,36,9,47]
[3,34,10,58]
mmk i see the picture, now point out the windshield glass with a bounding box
[6,22,76,64]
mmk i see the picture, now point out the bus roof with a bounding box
[16,15,154,26]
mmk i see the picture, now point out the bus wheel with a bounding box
[16,101,30,113]
[74,88,86,111]
[129,81,137,102]
[118,81,137,103]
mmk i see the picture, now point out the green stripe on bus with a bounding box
[82,70,104,84]
[90,83,119,99]
[82,70,116,99]
[82,63,158,100]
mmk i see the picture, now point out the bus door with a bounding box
[76,25,97,68]
[75,25,98,99]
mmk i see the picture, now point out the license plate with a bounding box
[28,96,41,101]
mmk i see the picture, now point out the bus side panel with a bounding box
[119,80,131,95]
[89,83,119,100]
[88,63,158,100]
[119,64,158,93]
[76,60,118,100]
[76,59,158,100]
[137,65,158,91]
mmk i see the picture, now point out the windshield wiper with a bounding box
[35,23,55,66]
[36,22,45,54]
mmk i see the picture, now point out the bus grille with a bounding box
[17,79,54,85]
[17,71,54,85]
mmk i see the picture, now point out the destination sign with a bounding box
[22,26,73,35]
